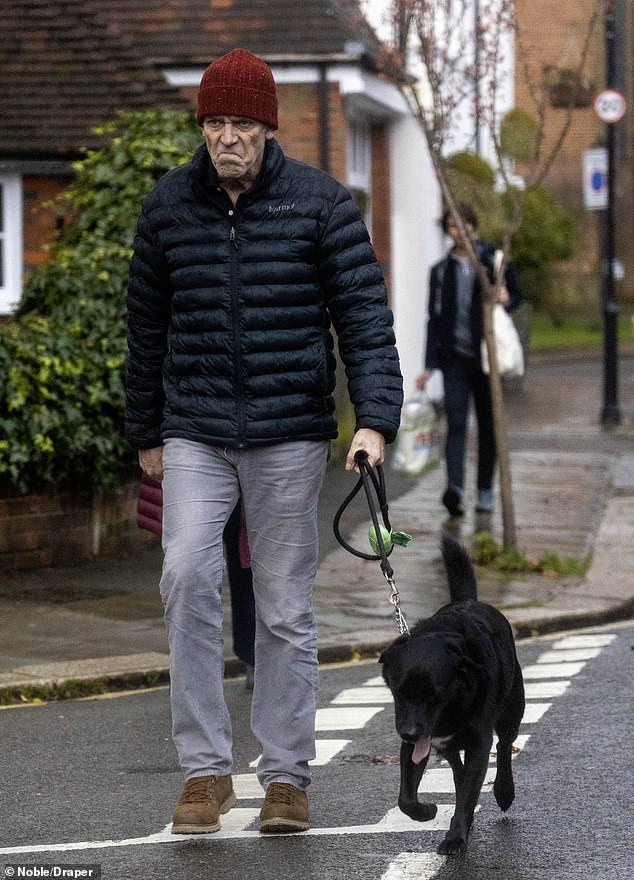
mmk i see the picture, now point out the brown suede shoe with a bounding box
[171,774,236,834]
[259,782,310,833]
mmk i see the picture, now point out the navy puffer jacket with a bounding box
[126,138,402,450]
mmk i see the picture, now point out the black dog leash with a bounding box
[333,451,411,636]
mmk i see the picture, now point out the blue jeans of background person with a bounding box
[441,353,496,496]
[160,438,329,790]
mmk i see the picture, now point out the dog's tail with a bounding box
[441,534,478,602]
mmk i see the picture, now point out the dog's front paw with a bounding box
[437,831,468,855]
[493,774,515,811]
[399,799,438,822]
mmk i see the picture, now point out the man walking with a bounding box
[126,48,402,834]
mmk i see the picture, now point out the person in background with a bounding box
[126,48,402,836]
[223,501,255,689]
[417,203,521,517]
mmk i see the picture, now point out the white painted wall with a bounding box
[388,115,444,398]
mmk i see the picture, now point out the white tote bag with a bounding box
[481,304,525,378]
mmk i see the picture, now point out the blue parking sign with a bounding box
[583,147,608,210]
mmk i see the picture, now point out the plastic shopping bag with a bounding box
[391,392,441,477]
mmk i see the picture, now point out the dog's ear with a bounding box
[457,653,488,689]
[445,637,484,683]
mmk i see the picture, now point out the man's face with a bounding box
[202,116,273,185]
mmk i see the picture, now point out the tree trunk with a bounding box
[481,297,517,548]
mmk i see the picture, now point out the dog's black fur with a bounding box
[380,534,525,855]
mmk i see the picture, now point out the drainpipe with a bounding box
[318,63,331,173]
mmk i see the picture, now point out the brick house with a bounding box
[0,1,442,568]
[0,0,443,394]
[513,0,633,307]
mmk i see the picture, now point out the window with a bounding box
[0,176,23,315]
[347,119,372,230]
[347,118,371,191]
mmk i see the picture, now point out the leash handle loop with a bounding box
[333,451,410,636]
[332,451,394,578]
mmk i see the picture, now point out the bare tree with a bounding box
[370,0,602,547]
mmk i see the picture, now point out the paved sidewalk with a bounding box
[1,355,633,701]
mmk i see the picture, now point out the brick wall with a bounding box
[0,479,149,571]
[515,0,633,304]
[22,175,73,271]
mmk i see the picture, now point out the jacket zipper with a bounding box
[227,211,247,446]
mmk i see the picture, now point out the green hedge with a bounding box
[0,110,201,493]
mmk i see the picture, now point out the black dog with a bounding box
[380,534,525,855]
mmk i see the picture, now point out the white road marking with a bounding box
[332,686,393,704]
[524,680,570,699]
[537,648,601,663]
[493,733,530,753]
[311,738,351,764]
[418,766,493,793]
[233,774,264,798]
[380,852,446,879]
[523,662,585,679]
[520,702,551,723]
[249,738,350,768]
[315,705,384,730]
[0,807,463,855]
[364,675,385,687]
[552,635,616,650]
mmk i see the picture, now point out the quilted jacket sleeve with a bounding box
[317,186,403,442]
[125,206,173,449]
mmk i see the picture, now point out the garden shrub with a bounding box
[0,110,201,493]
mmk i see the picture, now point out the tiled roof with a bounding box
[88,0,381,67]
[0,0,381,161]
[0,1,189,160]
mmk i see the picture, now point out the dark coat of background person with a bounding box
[424,241,522,373]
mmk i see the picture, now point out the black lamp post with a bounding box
[601,0,621,425]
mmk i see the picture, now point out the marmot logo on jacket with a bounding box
[268,202,295,213]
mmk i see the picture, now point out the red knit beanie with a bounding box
[196,48,278,130]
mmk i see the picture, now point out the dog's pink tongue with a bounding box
[412,735,432,764]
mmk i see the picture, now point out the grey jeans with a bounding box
[160,438,329,790]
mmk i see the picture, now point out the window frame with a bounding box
[0,175,23,315]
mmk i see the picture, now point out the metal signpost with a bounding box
[596,3,626,426]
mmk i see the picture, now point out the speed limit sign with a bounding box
[594,89,627,124]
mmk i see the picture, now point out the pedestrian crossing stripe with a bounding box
[249,738,350,768]
[523,661,585,678]
[537,648,601,663]
[524,680,569,698]
[551,634,615,649]
[332,686,393,704]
